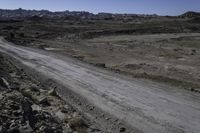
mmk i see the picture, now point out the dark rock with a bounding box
[48,87,57,96]
[120,127,126,132]
[69,117,86,130]
[89,106,94,111]
[95,63,106,68]
[88,126,100,132]
[38,97,51,106]
[21,98,33,116]
[9,122,16,129]
[62,125,73,133]
[61,105,74,114]
[41,111,52,120]
[191,87,195,92]
[10,84,20,90]
[13,110,22,117]
[18,127,26,133]
[55,110,66,120]
[0,126,6,133]
[29,84,40,92]
[44,127,55,133]
[0,77,10,89]
[21,98,36,128]
[10,104,20,110]
[10,128,26,133]
[105,117,110,120]
[61,107,68,113]
[7,128,21,133]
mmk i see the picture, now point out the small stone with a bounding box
[10,104,20,110]
[31,104,42,112]
[48,87,57,96]
[105,117,110,120]
[23,121,33,132]
[21,98,36,128]
[0,126,2,132]
[120,127,126,132]
[7,128,19,133]
[18,127,26,133]
[44,127,55,133]
[9,122,16,129]
[89,127,100,132]
[89,106,94,111]
[13,110,22,116]
[62,105,74,113]
[62,125,73,133]
[55,110,66,120]
[30,84,40,92]
[61,106,69,113]
[96,63,106,68]
[0,77,10,89]
[10,84,20,90]
[78,102,82,105]
[101,113,105,117]
[21,98,33,114]
[38,97,51,106]
[39,126,45,131]
[0,94,4,100]
[69,117,86,129]
[143,72,148,75]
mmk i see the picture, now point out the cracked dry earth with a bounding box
[0,55,101,133]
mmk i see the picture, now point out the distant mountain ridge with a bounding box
[0,8,158,20]
[0,8,199,20]
[0,8,92,19]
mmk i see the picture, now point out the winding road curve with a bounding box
[0,38,200,133]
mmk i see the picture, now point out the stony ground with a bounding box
[0,55,101,133]
[0,16,200,132]
[0,17,199,91]
[27,33,200,91]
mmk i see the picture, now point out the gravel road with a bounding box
[0,38,200,133]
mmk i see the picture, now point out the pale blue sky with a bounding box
[0,0,199,15]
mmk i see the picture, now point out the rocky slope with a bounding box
[0,54,100,133]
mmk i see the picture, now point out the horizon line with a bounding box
[0,7,197,16]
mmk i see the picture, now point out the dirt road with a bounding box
[0,38,200,133]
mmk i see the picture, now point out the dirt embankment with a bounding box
[0,54,101,133]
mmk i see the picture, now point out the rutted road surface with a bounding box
[0,38,200,133]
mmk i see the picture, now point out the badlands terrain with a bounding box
[0,9,200,133]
